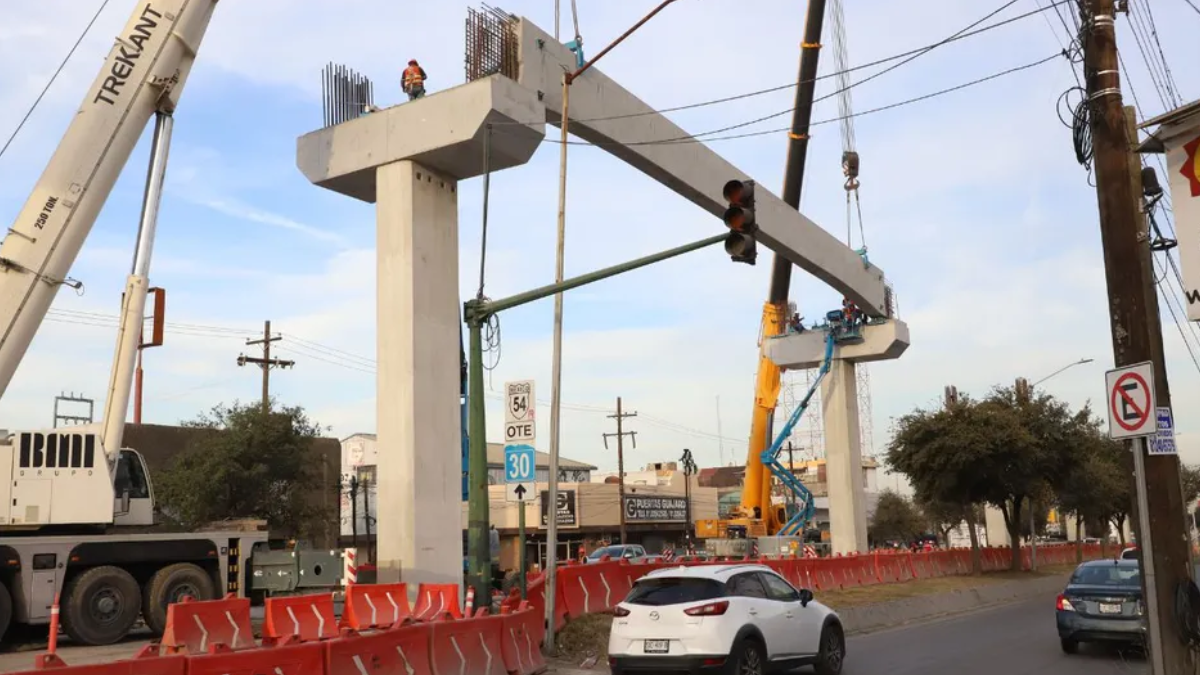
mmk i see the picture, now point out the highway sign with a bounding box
[1150,407,1177,455]
[1105,362,1157,439]
[504,380,536,444]
[505,444,535,483]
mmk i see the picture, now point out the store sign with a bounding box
[540,489,577,527]
[624,495,687,523]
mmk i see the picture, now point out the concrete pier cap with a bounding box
[297,74,546,201]
[766,319,911,370]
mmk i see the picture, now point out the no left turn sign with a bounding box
[1104,361,1158,439]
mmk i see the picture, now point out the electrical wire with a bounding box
[1182,0,1200,17]
[536,51,1064,148]
[489,0,1073,130]
[0,0,113,162]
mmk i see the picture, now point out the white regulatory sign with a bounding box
[504,380,536,444]
[1104,361,1158,440]
[1150,407,1177,455]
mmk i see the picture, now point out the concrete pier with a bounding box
[297,76,544,589]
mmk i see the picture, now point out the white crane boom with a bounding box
[0,0,218,448]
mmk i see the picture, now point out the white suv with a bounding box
[608,563,845,675]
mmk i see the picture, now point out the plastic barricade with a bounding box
[500,603,548,675]
[186,641,325,675]
[342,582,413,630]
[558,561,622,617]
[428,614,507,675]
[413,583,463,621]
[160,595,254,654]
[263,592,339,643]
[326,621,435,675]
[10,654,187,675]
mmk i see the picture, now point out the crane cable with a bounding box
[828,0,867,254]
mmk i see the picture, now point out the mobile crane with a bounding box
[0,0,286,647]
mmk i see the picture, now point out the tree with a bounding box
[886,392,1027,573]
[1056,421,1128,561]
[920,496,974,548]
[868,489,927,545]
[155,401,326,537]
[1180,464,1200,505]
[977,383,1092,570]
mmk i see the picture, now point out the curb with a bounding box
[838,573,1069,635]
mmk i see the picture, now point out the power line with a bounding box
[538,51,1063,148]
[490,0,1071,131]
[0,0,113,162]
[1182,0,1200,17]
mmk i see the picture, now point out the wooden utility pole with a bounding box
[1083,1,1189,671]
[602,397,637,544]
[238,320,294,413]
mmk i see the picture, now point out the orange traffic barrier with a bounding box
[11,652,187,675]
[557,560,622,617]
[341,582,413,630]
[326,621,435,675]
[413,583,463,621]
[428,614,507,675]
[185,641,324,675]
[160,594,254,654]
[500,603,548,675]
[263,592,339,644]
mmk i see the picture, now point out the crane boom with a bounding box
[0,0,218,424]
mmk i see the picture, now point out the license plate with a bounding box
[644,640,669,654]
[1098,603,1122,614]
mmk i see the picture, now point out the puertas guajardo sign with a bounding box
[623,495,687,523]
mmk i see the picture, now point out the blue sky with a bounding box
[0,0,1198,480]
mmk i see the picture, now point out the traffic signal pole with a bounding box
[1082,1,1189,672]
[464,232,723,605]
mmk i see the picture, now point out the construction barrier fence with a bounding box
[13,543,1106,675]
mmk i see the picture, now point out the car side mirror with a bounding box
[799,588,814,607]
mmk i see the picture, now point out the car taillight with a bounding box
[1056,594,1075,612]
[613,606,631,617]
[684,601,729,616]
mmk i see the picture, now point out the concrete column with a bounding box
[985,506,1011,547]
[375,160,462,587]
[820,360,867,554]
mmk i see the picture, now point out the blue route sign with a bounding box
[505,444,536,484]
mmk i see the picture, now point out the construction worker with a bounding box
[403,59,427,101]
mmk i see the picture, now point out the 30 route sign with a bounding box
[505,443,536,502]
[504,380,536,444]
[1105,361,1158,440]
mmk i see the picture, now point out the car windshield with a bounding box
[1071,564,1141,587]
[589,546,625,559]
[625,578,726,606]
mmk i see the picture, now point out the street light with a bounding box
[1032,357,1094,388]
[1024,357,1094,571]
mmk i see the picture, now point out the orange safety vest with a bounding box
[403,66,424,89]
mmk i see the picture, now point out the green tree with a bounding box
[1056,421,1128,561]
[868,489,927,545]
[886,392,1026,573]
[1180,464,1200,504]
[978,383,1092,569]
[155,401,326,537]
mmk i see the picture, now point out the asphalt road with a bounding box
[842,593,1147,675]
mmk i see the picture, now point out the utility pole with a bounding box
[1083,1,1190,671]
[603,397,637,545]
[238,320,294,414]
[681,448,697,548]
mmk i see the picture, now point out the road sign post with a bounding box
[1104,361,1163,669]
[504,385,536,600]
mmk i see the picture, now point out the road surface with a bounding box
[0,592,1149,673]
[843,593,1146,674]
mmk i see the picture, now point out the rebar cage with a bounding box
[465,4,519,83]
[321,63,375,128]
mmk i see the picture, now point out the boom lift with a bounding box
[0,0,296,648]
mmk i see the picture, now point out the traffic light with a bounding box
[722,179,757,265]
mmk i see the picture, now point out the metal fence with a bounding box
[465,4,519,83]
[321,63,375,128]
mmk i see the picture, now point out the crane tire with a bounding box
[0,581,12,644]
[142,563,215,636]
[61,566,141,646]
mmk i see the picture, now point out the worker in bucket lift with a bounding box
[789,313,806,334]
[403,59,427,100]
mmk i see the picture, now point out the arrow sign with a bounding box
[506,481,534,503]
[514,485,527,499]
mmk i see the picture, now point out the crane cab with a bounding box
[0,428,154,530]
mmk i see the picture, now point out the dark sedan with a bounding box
[1056,559,1146,653]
